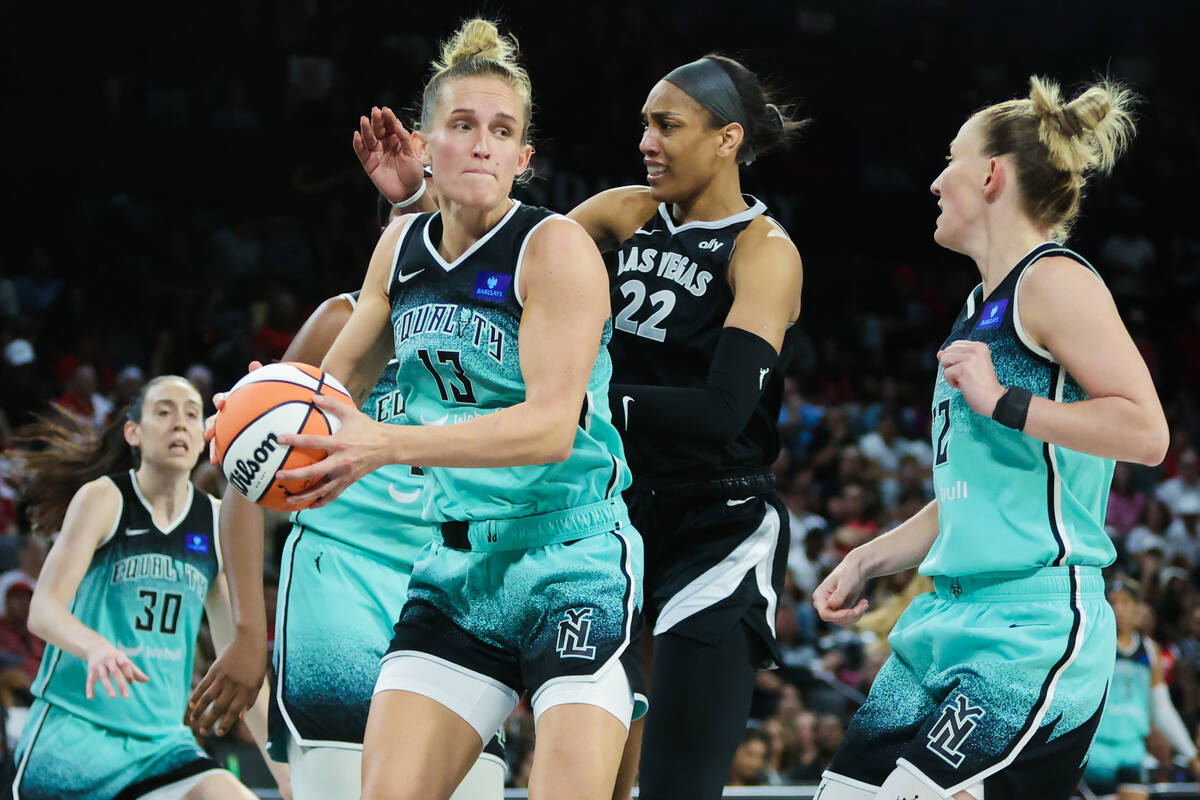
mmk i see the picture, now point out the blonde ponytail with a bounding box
[978,76,1139,241]
[1029,76,1136,176]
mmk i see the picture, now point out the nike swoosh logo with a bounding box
[621,396,634,429]
[126,528,150,536]
[634,228,652,236]
[118,644,143,657]
[420,413,449,426]
[1008,623,1050,628]
[388,484,422,504]
[396,269,425,284]
[726,497,754,506]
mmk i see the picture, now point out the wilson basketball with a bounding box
[212,362,355,511]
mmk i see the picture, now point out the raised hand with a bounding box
[85,640,150,700]
[352,106,426,204]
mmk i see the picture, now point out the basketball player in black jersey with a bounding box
[361,53,805,800]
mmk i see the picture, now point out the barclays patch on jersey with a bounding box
[473,271,512,303]
[975,298,1009,330]
[185,533,210,554]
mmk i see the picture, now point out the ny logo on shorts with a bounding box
[926,694,986,768]
[555,607,597,660]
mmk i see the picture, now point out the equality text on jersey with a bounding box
[394,302,505,364]
[110,554,210,599]
[616,246,714,297]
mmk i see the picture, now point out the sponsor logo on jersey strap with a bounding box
[396,268,425,284]
[185,533,210,554]
[473,271,512,303]
[926,694,985,768]
[388,483,422,504]
[555,607,598,660]
[126,528,150,537]
[975,298,1009,331]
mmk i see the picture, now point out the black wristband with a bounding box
[992,386,1033,431]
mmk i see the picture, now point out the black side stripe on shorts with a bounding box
[274,526,306,740]
[985,566,1083,779]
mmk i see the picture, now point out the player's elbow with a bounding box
[26,596,51,641]
[1136,417,1170,467]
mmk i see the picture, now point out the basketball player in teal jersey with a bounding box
[1084,581,1199,799]
[12,376,286,800]
[209,18,642,800]
[357,54,807,800]
[190,292,505,800]
[813,77,1167,800]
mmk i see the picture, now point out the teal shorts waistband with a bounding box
[439,497,629,552]
[931,565,1105,602]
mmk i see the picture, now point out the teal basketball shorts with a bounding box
[377,498,645,740]
[269,526,415,758]
[825,565,1115,799]
[13,698,222,800]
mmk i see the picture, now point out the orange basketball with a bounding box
[212,362,355,511]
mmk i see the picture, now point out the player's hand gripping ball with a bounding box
[211,363,355,510]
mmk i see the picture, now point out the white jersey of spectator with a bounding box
[1164,515,1200,568]
[1156,449,1200,516]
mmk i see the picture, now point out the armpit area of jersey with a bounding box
[609,326,778,446]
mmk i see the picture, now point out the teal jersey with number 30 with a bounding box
[31,473,220,737]
[922,243,1116,577]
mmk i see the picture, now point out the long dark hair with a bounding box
[17,375,188,534]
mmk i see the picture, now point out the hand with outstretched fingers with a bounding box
[353,105,426,205]
[187,635,265,737]
[85,639,149,700]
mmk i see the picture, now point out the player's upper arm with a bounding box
[284,295,355,366]
[568,186,656,253]
[1019,257,1162,413]
[725,217,803,353]
[516,217,610,448]
[322,215,414,400]
[32,479,122,614]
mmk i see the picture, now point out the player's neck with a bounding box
[1116,630,1136,649]
[133,466,192,527]
[438,199,515,262]
[670,171,746,225]
[975,216,1053,297]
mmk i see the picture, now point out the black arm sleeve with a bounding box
[609,327,779,446]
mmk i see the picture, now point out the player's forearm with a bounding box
[383,398,578,468]
[219,486,267,645]
[27,596,110,662]
[848,500,940,579]
[1022,395,1167,466]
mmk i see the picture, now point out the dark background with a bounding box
[2,0,1197,416]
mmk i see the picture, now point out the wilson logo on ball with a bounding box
[226,432,280,496]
